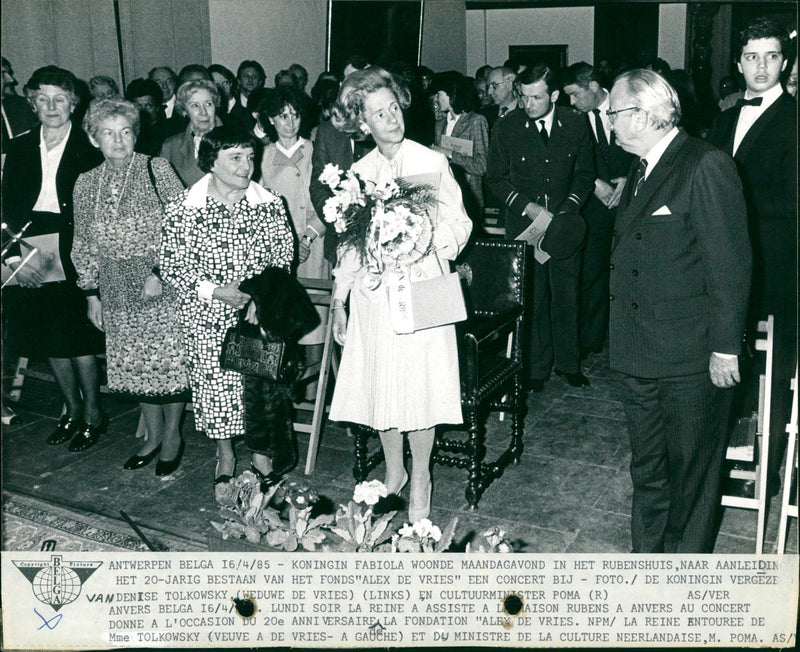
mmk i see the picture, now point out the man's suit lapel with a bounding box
[613,130,687,252]
[734,92,788,162]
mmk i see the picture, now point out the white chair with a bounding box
[775,366,798,554]
[721,315,774,553]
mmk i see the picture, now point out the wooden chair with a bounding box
[293,277,339,475]
[352,239,527,509]
[721,315,774,553]
[775,366,798,554]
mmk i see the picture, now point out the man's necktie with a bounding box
[735,97,763,108]
[633,158,647,196]
[592,108,609,159]
[538,120,549,146]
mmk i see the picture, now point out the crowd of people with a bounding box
[0,14,796,546]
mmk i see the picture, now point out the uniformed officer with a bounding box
[487,63,595,391]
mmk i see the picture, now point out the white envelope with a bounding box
[652,205,672,215]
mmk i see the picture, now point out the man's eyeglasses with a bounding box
[606,106,641,123]
[487,80,508,91]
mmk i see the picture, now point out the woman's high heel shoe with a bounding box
[408,477,432,523]
[214,457,236,485]
[123,443,162,470]
[155,439,184,476]
[386,471,408,496]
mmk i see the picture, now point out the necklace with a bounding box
[93,153,135,223]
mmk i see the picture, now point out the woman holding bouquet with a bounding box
[328,67,472,523]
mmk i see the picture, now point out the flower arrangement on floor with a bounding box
[211,476,513,554]
[318,163,437,283]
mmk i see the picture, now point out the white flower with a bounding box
[352,480,388,506]
[322,195,350,224]
[319,163,343,189]
[374,179,400,199]
[411,518,442,541]
[398,523,415,537]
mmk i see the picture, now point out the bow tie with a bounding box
[735,97,763,108]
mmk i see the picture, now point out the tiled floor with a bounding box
[2,350,796,553]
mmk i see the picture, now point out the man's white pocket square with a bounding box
[652,205,672,215]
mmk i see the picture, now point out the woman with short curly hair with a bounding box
[72,97,189,474]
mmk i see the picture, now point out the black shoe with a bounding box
[554,369,591,387]
[214,458,235,485]
[526,378,545,393]
[67,417,108,451]
[48,415,82,445]
[250,463,281,491]
[123,443,162,470]
[155,439,185,476]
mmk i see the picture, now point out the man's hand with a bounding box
[607,177,627,208]
[332,308,347,346]
[594,179,615,206]
[523,202,547,221]
[213,281,251,309]
[709,353,741,388]
[87,296,104,331]
[141,273,162,301]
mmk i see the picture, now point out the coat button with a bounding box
[521,156,525,161]
[609,294,615,301]
[631,302,638,310]
[635,232,642,240]
[545,178,551,183]
[413,268,422,278]
[631,269,639,276]
[609,263,615,270]
[545,159,550,163]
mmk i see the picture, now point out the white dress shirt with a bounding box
[32,124,71,213]
[732,83,783,155]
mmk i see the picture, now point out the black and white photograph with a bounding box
[1,0,797,648]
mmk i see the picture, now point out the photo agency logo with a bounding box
[13,555,102,611]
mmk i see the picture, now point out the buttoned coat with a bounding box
[486,106,595,239]
[609,130,751,379]
[3,125,103,279]
[160,124,212,188]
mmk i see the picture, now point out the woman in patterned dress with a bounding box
[328,68,472,523]
[72,98,190,475]
[159,125,293,484]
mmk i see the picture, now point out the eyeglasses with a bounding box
[605,106,641,123]
[487,80,508,91]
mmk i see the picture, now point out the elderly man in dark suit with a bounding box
[609,69,751,553]
[563,62,635,356]
[487,63,595,391]
[710,17,797,494]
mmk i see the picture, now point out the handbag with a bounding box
[219,320,285,380]
[388,252,467,334]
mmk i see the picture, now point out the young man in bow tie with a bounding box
[710,17,797,497]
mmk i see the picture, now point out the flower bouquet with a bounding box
[318,164,438,283]
[211,470,283,544]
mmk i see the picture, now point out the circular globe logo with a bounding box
[32,565,81,609]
